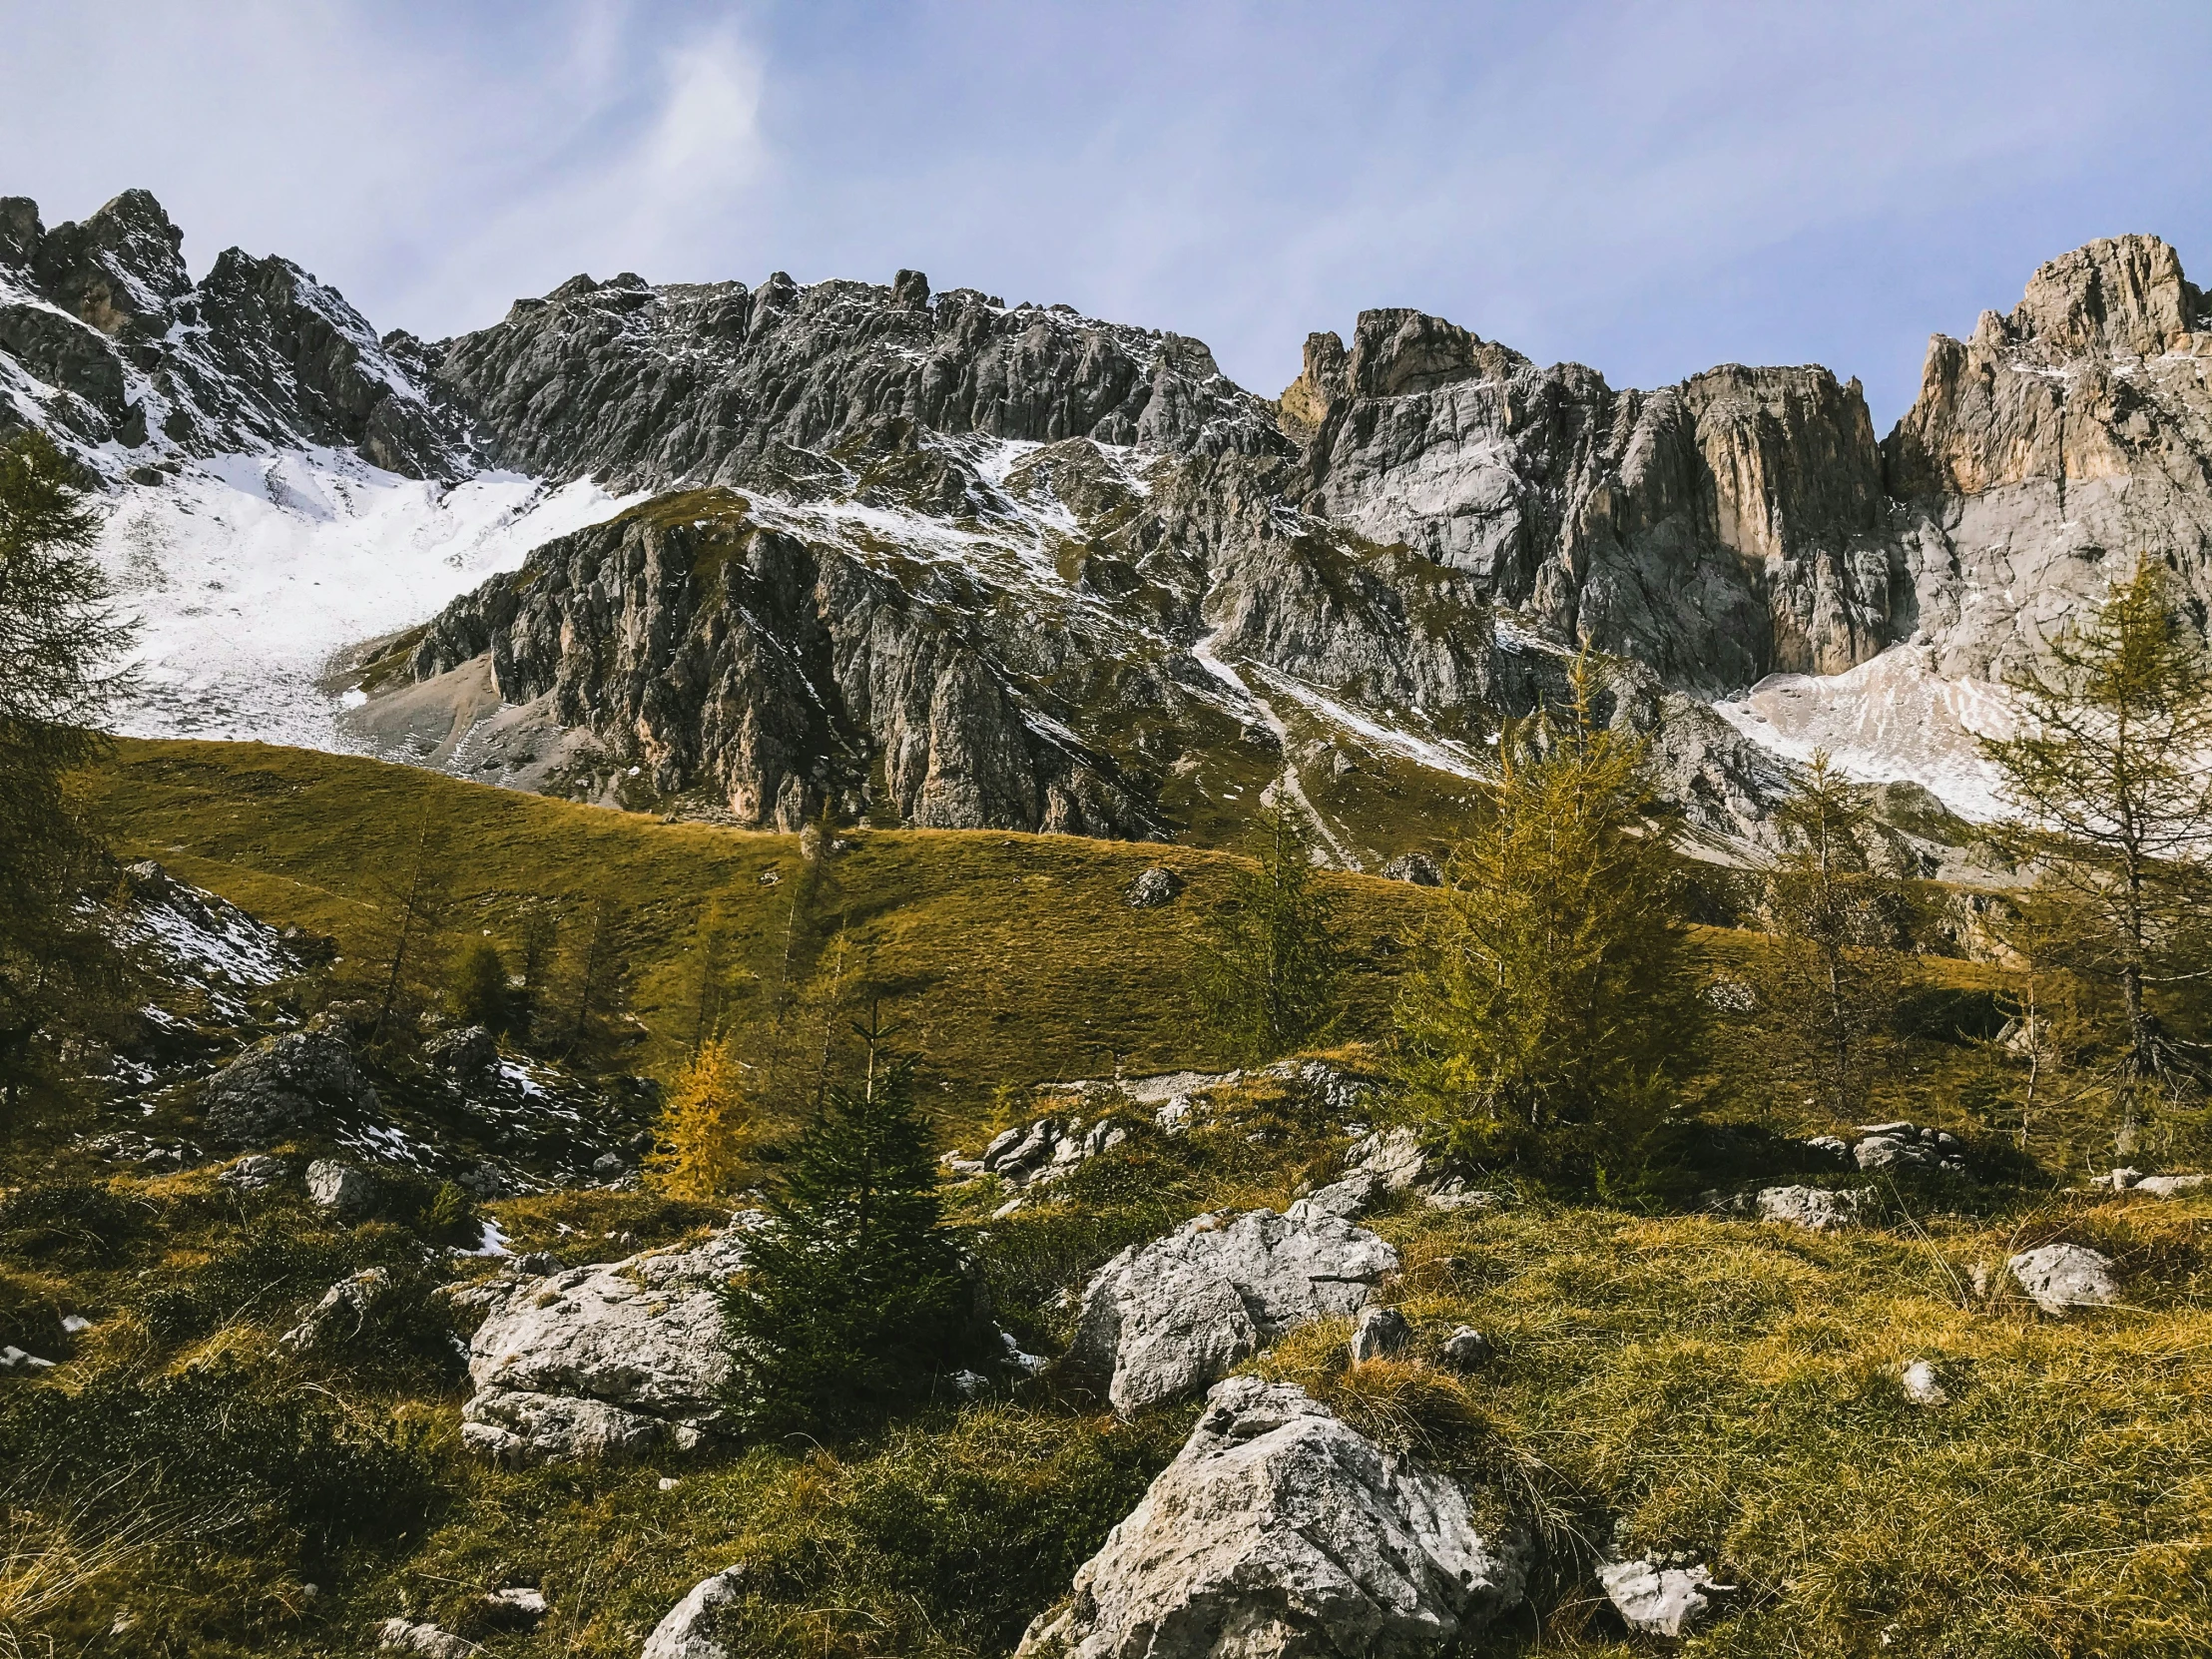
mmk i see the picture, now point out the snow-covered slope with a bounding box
[1712,645,2018,821]
[99,450,634,749]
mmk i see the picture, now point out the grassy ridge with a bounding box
[80,738,1434,1123]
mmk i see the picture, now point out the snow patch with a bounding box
[1711,644,2018,820]
[99,450,638,750]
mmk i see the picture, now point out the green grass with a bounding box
[78,738,1435,1131]
[1257,1185,2212,1654]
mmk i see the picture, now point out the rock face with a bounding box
[1067,1209,1398,1413]
[431,269,1275,491]
[2007,1244,2121,1317]
[1885,236,2212,684]
[201,1031,377,1147]
[460,1226,752,1463]
[0,189,470,479]
[1283,311,1901,693]
[1015,1378,1524,1659]
[403,490,1169,834]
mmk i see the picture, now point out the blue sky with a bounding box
[4,0,2208,425]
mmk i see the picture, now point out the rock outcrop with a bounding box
[1015,1377,1524,1659]
[460,1224,753,1463]
[430,268,1278,491]
[200,1030,378,1147]
[1067,1208,1398,1412]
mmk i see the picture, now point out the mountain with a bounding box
[6,189,2209,864]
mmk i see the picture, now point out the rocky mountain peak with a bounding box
[0,186,472,481]
[29,188,191,336]
[1989,234,2204,362]
[429,263,1281,493]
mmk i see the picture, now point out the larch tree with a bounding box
[648,1035,755,1202]
[1192,801,1345,1061]
[1392,654,1703,1175]
[1979,557,2212,1148]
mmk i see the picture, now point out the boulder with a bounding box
[464,1389,669,1466]
[1347,1126,1429,1192]
[980,1114,1129,1188]
[281,1267,392,1352]
[1124,866,1183,908]
[1440,1327,1493,1372]
[460,1226,753,1463]
[1069,1210,1399,1412]
[643,1564,750,1659]
[1852,1122,1963,1173]
[2007,1244,2120,1316]
[1901,1360,1948,1406]
[1015,1378,1523,1659]
[1422,1177,1505,1213]
[1287,1170,1383,1221]
[1598,1556,1723,1637]
[425,1024,499,1077]
[2134,1174,2209,1198]
[376,1619,475,1658]
[305,1159,377,1217]
[1349,1306,1411,1363]
[1755,1185,1866,1233]
[201,1029,376,1147]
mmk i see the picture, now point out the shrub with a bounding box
[0,1362,438,1560]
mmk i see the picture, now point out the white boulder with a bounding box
[642,1564,749,1659]
[305,1159,377,1217]
[2007,1244,2120,1316]
[2134,1174,2209,1198]
[1349,1306,1412,1363]
[1755,1186,1866,1234]
[1347,1125,1429,1191]
[1901,1360,1948,1405]
[1015,1378,1523,1659]
[460,1227,752,1463]
[1069,1209,1398,1413]
[1598,1556,1724,1637]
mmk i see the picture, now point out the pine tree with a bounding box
[0,431,134,1093]
[1979,558,2212,1148]
[1192,802,1345,1061]
[721,1012,972,1440]
[1760,751,1912,1117]
[1392,654,1702,1174]
[648,1036,755,1202]
[516,907,557,1047]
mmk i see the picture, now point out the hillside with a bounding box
[2,739,2207,1655]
